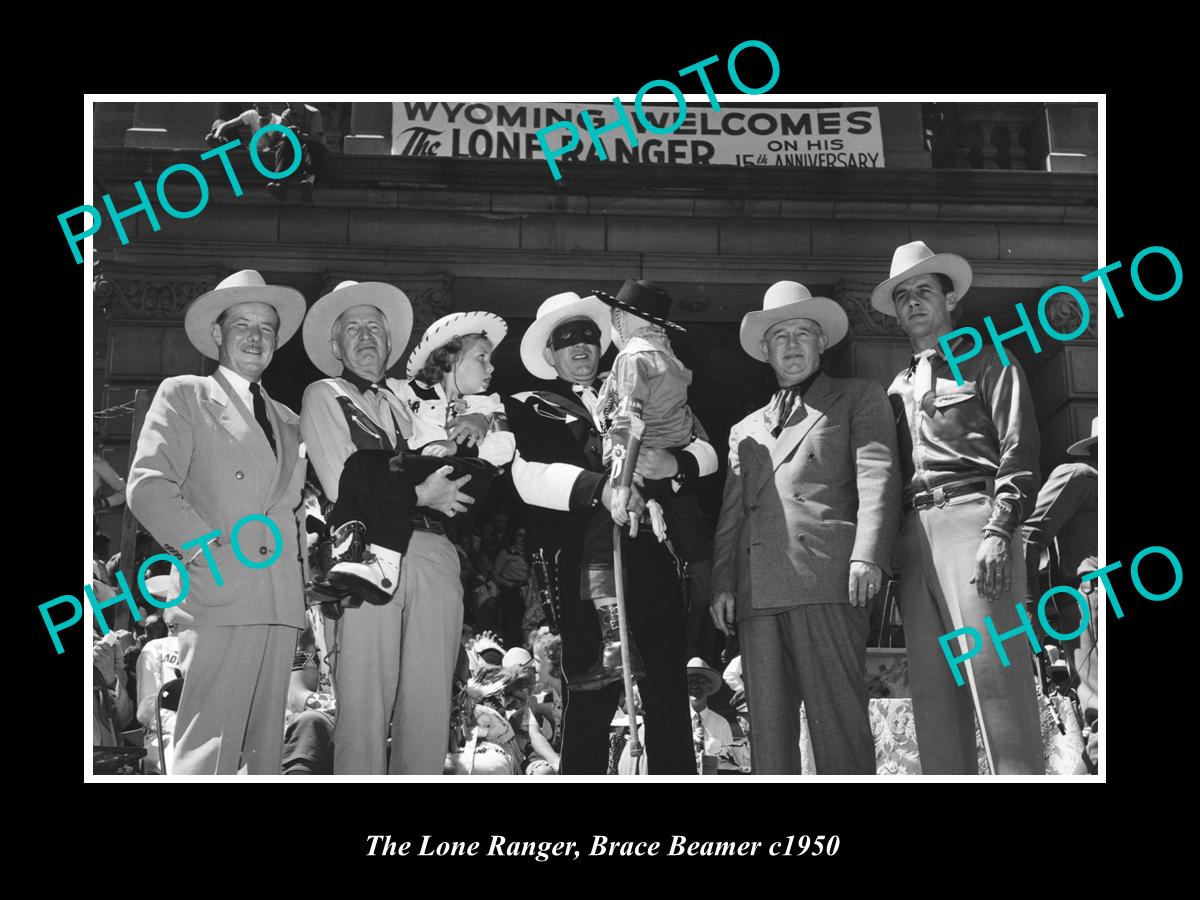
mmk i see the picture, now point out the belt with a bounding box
[906,479,991,511]
[411,512,446,535]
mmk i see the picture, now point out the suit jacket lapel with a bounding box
[207,371,276,483]
[741,409,777,500]
[768,373,835,473]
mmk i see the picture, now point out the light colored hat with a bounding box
[405,311,507,380]
[740,281,848,360]
[685,657,722,697]
[184,269,306,360]
[1067,416,1098,456]
[302,280,413,378]
[520,292,613,380]
[502,647,533,669]
[871,240,972,317]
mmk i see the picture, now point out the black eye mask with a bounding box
[550,320,601,350]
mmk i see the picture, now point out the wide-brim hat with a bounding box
[595,278,685,334]
[144,571,183,604]
[405,311,507,380]
[740,281,848,360]
[686,657,722,696]
[184,269,306,360]
[519,291,614,380]
[1067,416,1099,456]
[302,280,414,378]
[871,240,972,317]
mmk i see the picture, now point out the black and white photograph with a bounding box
[75,92,1122,786]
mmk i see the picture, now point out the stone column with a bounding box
[343,102,392,155]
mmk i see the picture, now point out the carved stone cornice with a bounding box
[1041,290,1098,340]
[836,279,906,338]
[94,266,223,320]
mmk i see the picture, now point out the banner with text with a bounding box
[391,103,885,168]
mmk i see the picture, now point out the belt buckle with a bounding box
[932,486,948,507]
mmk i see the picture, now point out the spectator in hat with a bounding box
[686,657,734,766]
[1022,416,1098,666]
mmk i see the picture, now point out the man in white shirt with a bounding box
[206,103,280,154]
[686,657,733,762]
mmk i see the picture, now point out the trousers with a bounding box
[332,530,462,774]
[556,529,694,775]
[739,603,875,774]
[898,493,1044,774]
[171,623,297,775]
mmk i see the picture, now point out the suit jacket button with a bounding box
[235,471,245,479]
[792,492,803,501]
[796,533,806,541]
[807,452,816,461]
[259,546,269,555]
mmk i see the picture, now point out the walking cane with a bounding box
[613,524,642,757]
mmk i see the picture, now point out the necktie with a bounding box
[361,383,397,447]
[767,386,803,438]
[911,350,936,413]
[572,381,600,419]
[375,384,414,442]
[692,710,708,773]
[248,382,276,455]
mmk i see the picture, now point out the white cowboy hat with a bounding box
[685,657,723,697]
[1066,416,1098,456]
[519,291,613,380]
[302,280,414,377]
[405,311,507,380]
[740,281,848,360]
[144,571,184,604]
[871,240,973,317]
[184,269,306,360]
[502,647,533,669]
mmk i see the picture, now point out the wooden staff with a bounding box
[613,523,642,758]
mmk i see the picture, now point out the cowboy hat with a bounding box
[184,269,306,360]
[405,311,507,380]
[594,278,686,333]
[302,280,414,377]
[520,291,613,380]
[1066,416,1098,456]
[871,240,972,317]
[686,657,722,697]
[739,281,848,360]
[502,647,534,669]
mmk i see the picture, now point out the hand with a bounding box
[848,561,884,608]
[625,484,647,538]
[420,440,458,458]
[92,632,125,688]
[710,590,737,636]
[974,534,1012,602]
[447,413,489,448]
[634,447,679,481]
[610,486,630,526]
[414,465,474,517]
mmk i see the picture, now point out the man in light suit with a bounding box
[710,282,900,775]
[127,269,309,775]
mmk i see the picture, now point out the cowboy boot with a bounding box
[307,521,365,617]
[326,520,402,606]
[570,601,645,691]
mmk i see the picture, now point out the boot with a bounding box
[327,535,402,606]
[570,601,644,691]
[308,521,367,616]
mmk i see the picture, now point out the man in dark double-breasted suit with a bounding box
[711,282,900,775]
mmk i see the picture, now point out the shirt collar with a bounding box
[340,367,390,396]
[776,368,821,398]
[218,365,256,403]
[909,335,966,371]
